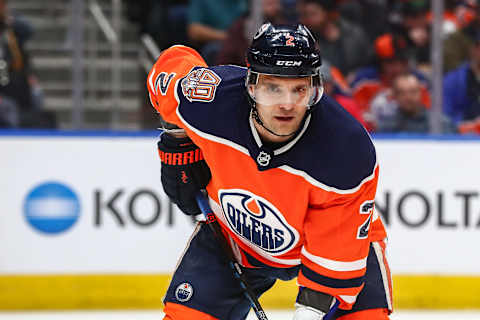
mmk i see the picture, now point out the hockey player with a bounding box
[148,23,392,320]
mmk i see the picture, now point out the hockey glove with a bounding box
[293,305,326,320]
[158,133,211,215]
[293,287,337,320]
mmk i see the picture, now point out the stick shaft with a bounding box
[195,191,269,320]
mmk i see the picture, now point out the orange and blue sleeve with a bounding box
[146,45,207,128]
[298,165,380,310]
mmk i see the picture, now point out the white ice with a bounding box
[0,310,479,319]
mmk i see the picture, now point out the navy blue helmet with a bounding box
[246,23,323,108]
[246,23,322,77]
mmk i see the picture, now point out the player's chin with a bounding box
[274,125,299,137]
[277,120,301,131]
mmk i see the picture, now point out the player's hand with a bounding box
[294,287,335,320]
[293,304,326,320]
[158,133,211,215]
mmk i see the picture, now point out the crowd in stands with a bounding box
[128,0,480,135]
[0,0,53,129]
[4,0,480,134]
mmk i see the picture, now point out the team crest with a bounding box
[219,189,299,255]
[181,68,221,103]
[175,282,194,302]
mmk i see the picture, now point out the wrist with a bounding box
[160,132,193,148]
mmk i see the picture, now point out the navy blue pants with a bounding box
[164,223,391,320]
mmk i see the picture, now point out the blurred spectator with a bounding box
[444,1,480,73]
[216,0,286,66]
[350,32,431,129]
[297,0,373,77]
[336,0,391,42]
[127,0,190,130]
[376,73,455,133]
[0,0,50,128]
[390,0,473,75]
[443,32,480,134]
[453,0,478,28]
[419,0,464,36]
[391,0,432,75]
[320,61,369,129]
[126,0,189,50]
[281,0,301,23]
[187,0,248,65]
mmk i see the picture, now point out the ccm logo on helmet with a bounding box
[276,60,302,66]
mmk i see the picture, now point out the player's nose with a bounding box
[278,93,297,109]
[277,102,295,112]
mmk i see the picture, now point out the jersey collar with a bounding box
[249,110,311,156]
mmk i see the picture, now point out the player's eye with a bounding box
[294,86,308,95]
[265,84,281,94]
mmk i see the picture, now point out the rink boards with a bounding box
[0,131,479,310]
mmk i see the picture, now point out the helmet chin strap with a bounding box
[251,102,311,138]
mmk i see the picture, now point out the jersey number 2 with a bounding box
[357,200,374,239]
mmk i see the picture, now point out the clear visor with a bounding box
[247,73,323,107]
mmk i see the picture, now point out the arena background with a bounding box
[1,0,480,316]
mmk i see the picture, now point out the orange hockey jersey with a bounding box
[147,45,388,310]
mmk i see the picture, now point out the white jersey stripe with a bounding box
[249,110,312,156]
[279,162,378,195]
[339,294,357,304]
[178,110,251,156]
[179,111,378,194]
[301,247,367,272]
[148,70,156,94]
[161,222,202,302]
[173,223,201,272]
[373,241,393,311]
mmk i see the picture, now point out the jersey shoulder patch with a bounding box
[181,67,222,103]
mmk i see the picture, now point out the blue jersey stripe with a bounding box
[301,265,365,289]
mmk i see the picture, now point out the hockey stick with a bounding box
[195,191,269,320]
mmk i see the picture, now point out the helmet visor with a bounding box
[247,73,323,107]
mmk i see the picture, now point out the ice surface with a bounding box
[0,310,479,320]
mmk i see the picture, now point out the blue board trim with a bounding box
[0,129,160,138]
[371,133,480,141]
[0,129,480,141]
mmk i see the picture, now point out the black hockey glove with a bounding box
[294,287,336,320]
[158,133,211,215]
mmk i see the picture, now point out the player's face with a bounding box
[251,75,311,143]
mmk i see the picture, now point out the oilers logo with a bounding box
[219,189,299,255]
[175,282,193,302]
